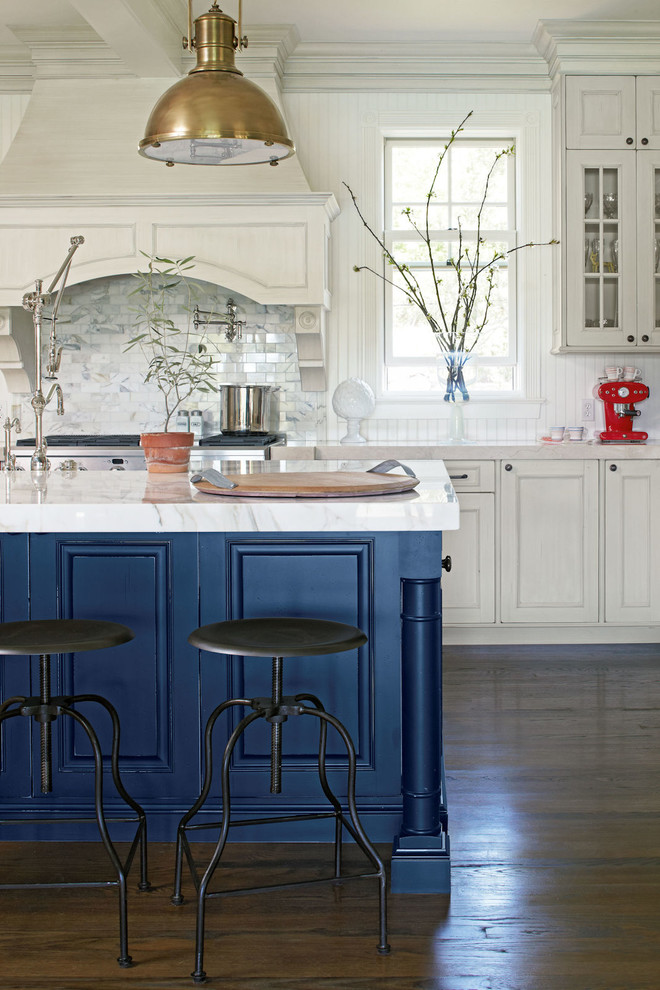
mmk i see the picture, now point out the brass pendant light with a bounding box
[139,1,295,167]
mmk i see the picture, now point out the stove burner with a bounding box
[198,433,284,447]
[17,434,142,447]
[16,432,286,449]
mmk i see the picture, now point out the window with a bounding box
[384,136,518,395]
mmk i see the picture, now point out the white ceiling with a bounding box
[1,0,660,50]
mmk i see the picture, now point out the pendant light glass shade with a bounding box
[139,4,295,166]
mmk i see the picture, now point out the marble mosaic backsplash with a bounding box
[11,274,325,442]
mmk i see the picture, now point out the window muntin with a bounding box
[384,137,518,394]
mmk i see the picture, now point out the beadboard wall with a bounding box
[7,275,325,442]
[284,88,660,443]
[3,88,660,444]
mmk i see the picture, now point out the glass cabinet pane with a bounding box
[583,166,619,330]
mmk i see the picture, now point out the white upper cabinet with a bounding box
[559,75,660,350]
[566,76,637,149]
[566,76,660,151]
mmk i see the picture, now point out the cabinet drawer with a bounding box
[445,461,495,492]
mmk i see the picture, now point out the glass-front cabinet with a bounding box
[565,150,660,349]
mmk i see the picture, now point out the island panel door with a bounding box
[26,533,201,811]
[198,534,403,836]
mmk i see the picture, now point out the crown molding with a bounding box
[8,26,131,79]
[0,192,340,219]
[282,41,550,92]
[534,19,660,78]
[0,46,34,93]
[0,23,301,87]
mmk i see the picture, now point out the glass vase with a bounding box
[438,351,470,442]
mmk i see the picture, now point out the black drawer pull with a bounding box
[449,474,469,480]
[442,556,452,572]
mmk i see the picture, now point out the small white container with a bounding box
[189,409,204,439]
[174,409,190,432]
[549,426,565,441]
[567,426,585,441]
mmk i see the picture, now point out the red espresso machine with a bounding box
[593,378,650,443]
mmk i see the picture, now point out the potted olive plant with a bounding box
[126,254,218,472]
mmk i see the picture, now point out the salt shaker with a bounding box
[175,409,190,432]
[189,409,204,439]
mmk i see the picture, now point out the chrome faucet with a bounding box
[2,416,21,471]
[22,235,84,472]
[193,298,245,342]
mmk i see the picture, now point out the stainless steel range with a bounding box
[13,433,286,471]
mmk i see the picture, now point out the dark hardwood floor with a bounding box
[1,644,659,989]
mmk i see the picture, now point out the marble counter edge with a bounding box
[0,471,459,534]
[273,443,660,461]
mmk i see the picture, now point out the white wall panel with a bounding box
[0,94,29,164]
[285,87,660,444]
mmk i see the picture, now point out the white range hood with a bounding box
[0,73,335,390]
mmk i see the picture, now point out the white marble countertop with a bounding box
[273,440,660,461]
[0,460,459,534]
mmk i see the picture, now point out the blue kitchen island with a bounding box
[0,462,458,893]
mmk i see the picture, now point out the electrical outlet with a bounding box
[582,398,595,421]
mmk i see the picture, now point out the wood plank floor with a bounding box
[1,644,659,989]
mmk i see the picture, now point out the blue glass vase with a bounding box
[442,351,470,403]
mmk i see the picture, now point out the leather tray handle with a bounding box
[367,459,417,478]
[190,469,237,490]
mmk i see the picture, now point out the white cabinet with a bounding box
[441,462,495,625]
[566,76,660,151]
[499,460,599,624]
[565,150,639,348]
[561,76,660,350]
[604,459,660,623]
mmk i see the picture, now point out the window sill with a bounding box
[371,397,546,420]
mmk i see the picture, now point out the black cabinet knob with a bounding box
[442,555,452,572]
[610,464,618,472]
[504,463,513,471]
[627,335,635,343]
[642,137,649,145]
[642,335,650,342]
[626,137,634,145]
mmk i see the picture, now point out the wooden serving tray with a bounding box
[192,470,420,498]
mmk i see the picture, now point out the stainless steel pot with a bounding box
[219,384,279,435]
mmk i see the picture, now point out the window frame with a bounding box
[354,102,552,422]
[383,136,519,394]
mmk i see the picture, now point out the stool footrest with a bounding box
[204,869,383,901]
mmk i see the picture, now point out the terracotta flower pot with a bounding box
[140,432,194,474]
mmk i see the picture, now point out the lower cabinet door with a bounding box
[500,460,599,623]
[604,460,660,623]
[22,533,201,814]
[197,534,404,840]
[441,493,495,624]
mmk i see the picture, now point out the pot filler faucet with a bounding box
[193,298,245,343]
[22,236,85,472]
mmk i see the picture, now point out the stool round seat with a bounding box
[188,617,367,657]
[0,619,134,656]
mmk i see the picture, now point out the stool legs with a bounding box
[297,702,390,956]
[0,666,150,968]
[173,657,390,984]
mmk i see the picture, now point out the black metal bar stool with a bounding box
[0,619,150,968]
[173,616,390,984]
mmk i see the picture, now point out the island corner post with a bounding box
[391,529,449,894]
